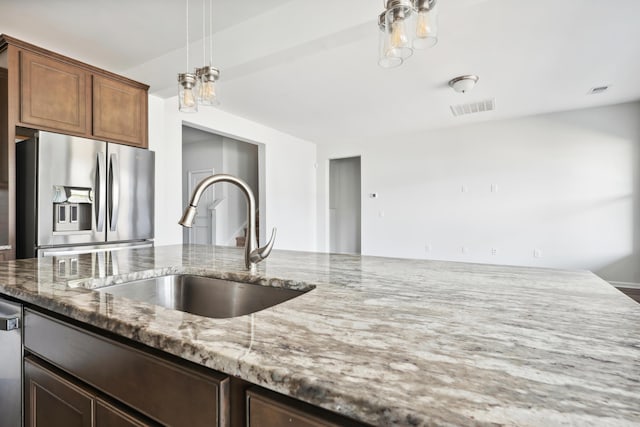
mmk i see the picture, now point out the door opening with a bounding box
[329,156,361,254]
[182,126,261,247]
[186,168,216,244]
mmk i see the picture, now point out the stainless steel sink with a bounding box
[96,275,311,318]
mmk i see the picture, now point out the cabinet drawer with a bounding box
[24,309,229,427]
[247,389,364,427]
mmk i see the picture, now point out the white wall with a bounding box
[317,102,640,283]
[149,95,317,252]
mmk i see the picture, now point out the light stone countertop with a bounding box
[0,244,639,426]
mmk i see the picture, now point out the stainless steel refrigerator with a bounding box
[16,131,154,258]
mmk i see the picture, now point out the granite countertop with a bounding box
[0,244,639,426]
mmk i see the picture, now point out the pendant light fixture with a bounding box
[196,0,220,106]
[178,0,198,112]
[378,0,439,69]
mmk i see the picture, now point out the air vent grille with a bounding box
[450,98,495,117]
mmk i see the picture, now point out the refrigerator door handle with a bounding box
[0,315,20,331]
[109,153,120,232]
[95,152,106,232]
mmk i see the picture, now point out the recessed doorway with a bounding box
[182,125,261,247]
[329,156,361,254]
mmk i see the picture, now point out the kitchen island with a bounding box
[0,244,638,426]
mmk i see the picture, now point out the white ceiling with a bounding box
[2,0,640,145]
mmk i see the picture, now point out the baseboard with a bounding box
[609,281,640,289]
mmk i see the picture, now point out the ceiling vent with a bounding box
[588,85,610,95]
[450,98,495,117]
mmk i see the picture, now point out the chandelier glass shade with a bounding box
[378,0,438,68]
[196,65,220,106]
[178,73,198,113]
[178,0,221,112]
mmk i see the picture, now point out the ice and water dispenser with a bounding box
[51,185,93,233]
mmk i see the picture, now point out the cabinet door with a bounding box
[24,357,94,427]
[20,50,90,135]
[93,75,147,148]
[96,399,151,427]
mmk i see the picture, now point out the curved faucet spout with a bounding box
[179,174,276,271]
[250,228,277,263]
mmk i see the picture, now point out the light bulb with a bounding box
[195,66,220,106]
[178,73,198,112]
[413,6,438,49]
[183,88,196,107]
[199,81,217,104]
[390,19,409,49]
[416,11,431,38]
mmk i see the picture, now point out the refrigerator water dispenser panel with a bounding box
[52,186,93,232]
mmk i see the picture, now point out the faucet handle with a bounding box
[250,228,276,263]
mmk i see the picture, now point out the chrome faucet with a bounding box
[179,174,276,271]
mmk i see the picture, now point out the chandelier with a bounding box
[378,0,439,68]
[178,0,220,112]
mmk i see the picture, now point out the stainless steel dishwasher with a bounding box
[0,296,22,427]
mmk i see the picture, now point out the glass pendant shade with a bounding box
[178,73,198,113]
[413,0,438,49]
[378,13,403,68]
[384,1,414,60]
[196,66,220,106]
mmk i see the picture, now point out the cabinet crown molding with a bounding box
[0,34,149,90]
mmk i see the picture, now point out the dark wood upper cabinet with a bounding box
[93,75,147,148]
[20,50,91,136]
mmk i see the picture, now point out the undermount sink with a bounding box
[96,275,312,318]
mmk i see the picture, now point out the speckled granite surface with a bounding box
[0,244,639,426]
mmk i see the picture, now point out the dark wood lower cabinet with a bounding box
[25,357,93,427]
[95,400,150,427]
[25,356,153,427]
[24,309,227,427]
[246,389,366,427]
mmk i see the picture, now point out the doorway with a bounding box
[186,168,216,244]
[329,156,361,254]
[182,126,260,246]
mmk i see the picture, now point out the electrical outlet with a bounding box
[534,249,542,258]
[491,248,498,256]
